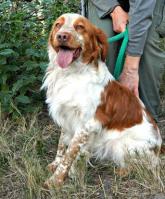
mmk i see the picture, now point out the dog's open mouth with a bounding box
[57,46,81,68]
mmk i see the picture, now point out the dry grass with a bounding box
[0,109,165,199]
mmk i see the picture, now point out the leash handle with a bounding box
[108,28,129,79]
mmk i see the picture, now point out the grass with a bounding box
[0,110,165,199]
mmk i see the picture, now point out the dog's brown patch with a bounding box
[95,81,143,131]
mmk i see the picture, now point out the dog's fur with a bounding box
[42,13,162,188]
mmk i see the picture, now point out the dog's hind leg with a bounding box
[44,130,90,188]
[48,130,66,173]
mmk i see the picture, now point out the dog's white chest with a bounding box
[44,65,110,133]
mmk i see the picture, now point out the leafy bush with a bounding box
[0,0,80,117]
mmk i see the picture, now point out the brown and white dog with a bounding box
[42,13,162,188]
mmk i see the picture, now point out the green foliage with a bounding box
[0,0,80,116]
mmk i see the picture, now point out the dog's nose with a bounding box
[56,32,70,43]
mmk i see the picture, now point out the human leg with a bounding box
[139,0,165,121]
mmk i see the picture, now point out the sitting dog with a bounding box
[42,13,162,188]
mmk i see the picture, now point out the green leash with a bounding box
[107,28,129,79]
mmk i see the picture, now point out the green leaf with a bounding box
[39,62,48,71]
[0,49,15,56]
[0,43,11,49]
[0,57,6,65]
[25,48,40,58]
[15,95,31,104]
[4,65,19,72]
[2,74,7,84]
[12,79,24,94]
[23,61,38,71]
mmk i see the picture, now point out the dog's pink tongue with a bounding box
[57,49,74,68]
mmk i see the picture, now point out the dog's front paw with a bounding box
[43,175,63,190]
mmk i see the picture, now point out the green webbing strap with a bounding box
[107,27,129,79]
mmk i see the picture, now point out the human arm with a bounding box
[119,56,140,97]
[126,0,156,56]
[91,0,156,96]
[111,0,156,96]
[109,5,139,96]
[92,0,156,55]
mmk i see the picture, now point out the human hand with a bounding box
[119,55,140,97]
[110,6,129,33]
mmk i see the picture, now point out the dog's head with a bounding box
[49,13,108,68]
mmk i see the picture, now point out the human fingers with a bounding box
[112,20,125,32]
[111,6,128,33]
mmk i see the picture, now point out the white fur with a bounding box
[42,13,162,168]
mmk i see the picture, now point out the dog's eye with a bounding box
[55,23,62,29]
[75,24,85,31]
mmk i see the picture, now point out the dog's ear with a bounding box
[95,27,109,62]
[82,27,108,66]
[81,20,109,66]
